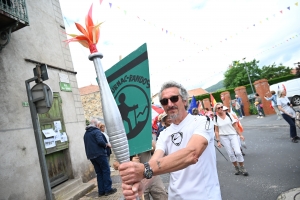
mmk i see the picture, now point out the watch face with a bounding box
[145,169,153,179]
[144,162,153,179]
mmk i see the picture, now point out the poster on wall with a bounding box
[54,121,62,131]
[44,138,56,149]
[42,129,57,138]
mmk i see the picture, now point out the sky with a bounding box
[59,0,300,95]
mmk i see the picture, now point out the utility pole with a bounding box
[243,58,255,95]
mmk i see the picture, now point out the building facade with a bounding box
[0,0,95,199]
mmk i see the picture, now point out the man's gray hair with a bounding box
[158,81,189,110]
[213,102,223,112]
[89,118,98,126]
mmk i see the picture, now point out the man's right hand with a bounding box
[122,181,144,200]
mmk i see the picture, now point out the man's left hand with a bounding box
[119,161,144,185]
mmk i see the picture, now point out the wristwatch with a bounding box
[143,162,153,179]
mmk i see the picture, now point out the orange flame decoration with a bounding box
[65,4,103,53]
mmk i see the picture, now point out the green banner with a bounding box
[105,43,152,156]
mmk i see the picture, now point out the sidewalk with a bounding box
[80,113,300,200]
[239,113,288,127]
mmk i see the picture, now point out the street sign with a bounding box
[59,82,72,92]
[105,43,152,156]
[31,83,53,114]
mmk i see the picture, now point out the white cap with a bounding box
[223,106,229,111]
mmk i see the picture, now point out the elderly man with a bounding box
[119,81,221,200]
[83,118,117,197]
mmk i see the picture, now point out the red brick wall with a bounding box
[253,79,275,115]
[235,86,250,116]
[220,91,231,109]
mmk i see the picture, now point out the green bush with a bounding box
[249,104,258,115]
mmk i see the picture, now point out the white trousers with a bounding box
[220,134,244,163]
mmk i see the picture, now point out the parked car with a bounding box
[247,93,256,103]
[269,78,300,106]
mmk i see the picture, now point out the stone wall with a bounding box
[81,92,103,120]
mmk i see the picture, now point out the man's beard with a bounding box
[169,113,179,120]
[167,106,179,120]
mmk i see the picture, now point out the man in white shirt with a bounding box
[118,81,221,200]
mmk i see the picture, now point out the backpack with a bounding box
[215,112,232,123]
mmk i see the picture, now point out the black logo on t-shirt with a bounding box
[171,132,183,146]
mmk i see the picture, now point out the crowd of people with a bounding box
[83,80,299,199]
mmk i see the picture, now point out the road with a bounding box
[216,125,300,200]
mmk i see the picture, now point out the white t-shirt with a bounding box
[214,113,237,135]
[277,97,296,118]
[156,114,221,200]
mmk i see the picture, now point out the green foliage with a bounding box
[249,104,258,115]
[296,64,300,77]
[224,59,293,89]
[224,59,261,88]
[260,63,292,80]
[85,119,89,126]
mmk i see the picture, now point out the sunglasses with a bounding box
[217,106,223,110]
[160,95,180,106]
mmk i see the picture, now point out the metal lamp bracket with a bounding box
[0,22,18,52]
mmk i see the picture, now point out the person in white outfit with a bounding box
[214,102,249,176]
[118,81,221,200]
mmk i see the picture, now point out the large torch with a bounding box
[65,2,134,193]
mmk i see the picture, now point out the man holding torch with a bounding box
[119,81,221,200]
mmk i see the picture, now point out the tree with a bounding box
[223,59,292,89]
[260,63,292,80]
[224,59,261,88]
[296,64,300,77]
